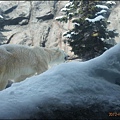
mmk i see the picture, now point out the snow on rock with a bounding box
[85,15,105,22]
[0,43,120,119]
[68,13,74,16]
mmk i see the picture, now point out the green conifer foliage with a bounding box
[56,0,118,60]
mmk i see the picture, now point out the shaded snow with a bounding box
[85,15,104,22]
[0,43,120,119]
[95,10,107,15]
[96,5,109,9]
[101,38,105,41]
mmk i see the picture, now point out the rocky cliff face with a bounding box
[0,1,120,56]
[0,1,69,49]
[108,1,120,43]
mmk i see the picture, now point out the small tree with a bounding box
[56,0,118,61]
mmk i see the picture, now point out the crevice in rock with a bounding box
[53,1,60,17]
[36,14,54,21]
[6,32,18,44]
[4,5,18,14]
[5,17,28,25]
[28,1,32,24]
[41,27,51,47]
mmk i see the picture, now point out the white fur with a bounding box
[0,44,67,90]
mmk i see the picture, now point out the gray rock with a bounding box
[0,1,30,25]
[0,1,69,50]
[108,1,120,43]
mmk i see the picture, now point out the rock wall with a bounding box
[0,1,70,52]
[0,1,120,57]
[108,1,120,43]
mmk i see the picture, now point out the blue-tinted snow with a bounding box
[96,5,109,9]
[85,15,104,22]
[0,43,120,119]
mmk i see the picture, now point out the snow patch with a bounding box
[106,1,116,5]
[101,38,104,41]
[95,10,107,15]
[61,8,70,12]
[0,15,3,19]
[71,32,78,35]
[64,34,71,38]
[0,42,120,119]
[74,22,80,26]
[85,15,104,22]
[55,16,65,20]
[96,5,109,9]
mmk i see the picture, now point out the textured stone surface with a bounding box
[0,1,69,50]
[108,1,120,43]
[0,1,120,57]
